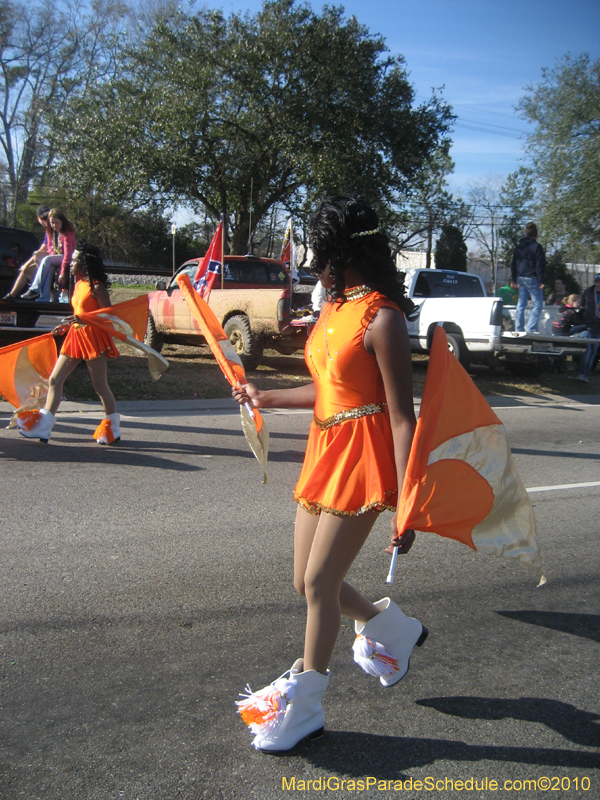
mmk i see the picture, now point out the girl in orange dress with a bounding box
[232,196,427,753]
[18,243,121,445]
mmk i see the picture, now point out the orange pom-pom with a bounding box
[16,409,42,432]
[93,419,114,445]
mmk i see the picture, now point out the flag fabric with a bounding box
[177,272,269,483]
[0,333,57,421]
[78,295,168,381]
[194,220,224,300]
[396,326,544,582]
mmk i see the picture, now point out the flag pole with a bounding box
[289,218,293,310]
[385,546,399,584]
[220,216,224,290]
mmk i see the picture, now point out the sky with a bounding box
[199,0,600,198]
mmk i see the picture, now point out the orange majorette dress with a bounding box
[60,279,119,361]
[293,285,402,516]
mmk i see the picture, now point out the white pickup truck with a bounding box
[402,268,590,375]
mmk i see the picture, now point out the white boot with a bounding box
[93,412,121,445]
[17,409,55,443]
[237,659,329,753]
[353,597,427,687]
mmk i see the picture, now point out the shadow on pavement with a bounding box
[298,730,600,776]
[416,697,600,748]
[496,610,600,642]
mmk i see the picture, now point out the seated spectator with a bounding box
[552,294,586,336]
[547,277,568,306]
[2,206,52,299]
[22,209,76,302]
[495,282,518,305]
[572,274,600,383]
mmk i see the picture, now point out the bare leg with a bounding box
[298,507,380,674]
[294,506,380,623]
[7,260,37,297]
[86,354,116,414]
[45,355,80,414]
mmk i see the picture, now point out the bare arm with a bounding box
[232,381,315,409]
[92,282,111,309]
[364,306,416,545]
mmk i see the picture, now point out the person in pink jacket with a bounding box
[22,209,76,302]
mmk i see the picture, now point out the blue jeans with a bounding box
[29,254,63,302]
[573,329,600,377]
[515,275,544,332]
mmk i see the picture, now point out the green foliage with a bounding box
[499,166,536,266]
[434,224,467,271]
[518,54,600,249]
[52,0,452,253]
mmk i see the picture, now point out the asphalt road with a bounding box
[0,395,599,800]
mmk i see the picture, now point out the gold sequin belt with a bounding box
[313,402,388,430]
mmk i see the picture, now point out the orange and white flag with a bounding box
[177,272,269,483]
[397,326,544,582]
[0,333,57,423]
[78,295,168,380]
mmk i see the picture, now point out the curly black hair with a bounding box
[76,241,111,290]
[309,195,415,317]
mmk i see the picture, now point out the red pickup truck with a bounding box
[146,255,313,370]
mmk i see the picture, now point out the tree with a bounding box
[498,166,536,267]
[465,175,505,293]
[400,144,455,268]
[518,54,600,248]
[434,224,467,271]
[52,0,453,253]
[0,0,128,225]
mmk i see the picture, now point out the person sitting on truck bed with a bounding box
[547,277,568,306]
[2,206,51,300]
[510,222,546,333]
[552,295,585,337]
[573,274,600,383]
[21,209,76,302]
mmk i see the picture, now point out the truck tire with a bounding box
[224,315,263,371]
[145,312,164,353]
[445,332,471,370]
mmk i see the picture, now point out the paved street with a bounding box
[0,395,599,800]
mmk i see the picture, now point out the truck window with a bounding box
[413,271,485,298]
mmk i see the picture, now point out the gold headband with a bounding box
[350,227,380,238]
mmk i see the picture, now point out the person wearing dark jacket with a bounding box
[510,223,546,332]
[573,274,600,382]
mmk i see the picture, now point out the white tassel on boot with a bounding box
[353,597,427,687]
[237,659,329,752]
[93,413,121,445]
[17,408,55,443]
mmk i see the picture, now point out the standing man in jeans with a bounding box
[510,222,546,333]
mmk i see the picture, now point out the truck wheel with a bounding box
[224,315,263,371]
[445,332,471,370]
[145,312,164,353]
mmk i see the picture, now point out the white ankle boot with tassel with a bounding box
[93,413,121,445]
[17,408,55,443]
[237,658,330,752]
[353,597,428,687]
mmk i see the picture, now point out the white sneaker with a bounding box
[575,374,589,383]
